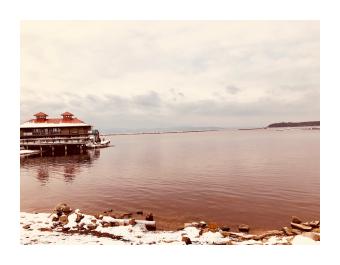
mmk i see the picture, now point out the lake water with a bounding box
[20,129,320,231]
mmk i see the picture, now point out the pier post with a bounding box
[40,146,42,157]
[80,145,83,154]
[52,146,55,156]
[65,145,67,156]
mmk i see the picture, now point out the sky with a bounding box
[21,21,319,132]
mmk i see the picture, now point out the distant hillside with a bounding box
[267,121,320,128]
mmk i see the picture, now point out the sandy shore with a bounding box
[20,209,320,245]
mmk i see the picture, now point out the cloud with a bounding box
[225,85,241,95]
[21,21,320,130]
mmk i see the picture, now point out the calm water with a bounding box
[20,129,320,231]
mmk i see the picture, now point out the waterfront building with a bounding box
[20,112,92,154]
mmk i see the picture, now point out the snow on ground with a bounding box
[20,212,320,245]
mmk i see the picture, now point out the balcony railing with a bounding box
[20,136,90,145]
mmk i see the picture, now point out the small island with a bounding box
[267,121,320,128]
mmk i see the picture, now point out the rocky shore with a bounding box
[20,204,320,245]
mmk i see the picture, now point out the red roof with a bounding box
[61,111,73,116]
[30,117,86,124]
[34,112,48,117]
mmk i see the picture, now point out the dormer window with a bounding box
[61,111,74,120]
[34,112,48,122]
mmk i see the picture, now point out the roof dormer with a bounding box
[34,112,48,122]
[61,111,74,120]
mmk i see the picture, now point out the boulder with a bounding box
[182,236,192,245]
[145,213,154,221]
[62,205,72,215]
[54,203,72,215]
[291,222,312,231]
[22,224,31,229]
[238,224,250,233]
[291,216,302,224]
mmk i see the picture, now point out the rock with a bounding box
[220,226,230,232]
[94,213,101,219]
[182,236,192,245]
[309,220,320,228]
[54,203,72,215]
[145,213,154,221]
[291,216,302,224]
[136,211,143,215]
[208,222,219,231]
[291,229,302,235]
[238,224,250,233]
[199,221,207,228]
[254,230,284,240]
[129,219,136,226]
[145,223,156,231]
[62,205,72,214]
[62,227,71,232]
[291,235,318,245]
[302,232,320,241]
[313,227,320,233]
[22,224,31,229]
[51,215,59,222]
[102,222,111,227]
[191,222,199,228]
[110,221,120,227]
[59,215,69,225]
[282,226,294,236]
[291,222,312,231]
[75,214,84,223]
[39,227,52,232]
[87,223,97,230]
[220,231,230,238]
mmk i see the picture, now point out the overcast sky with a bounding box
[21,21,319,131]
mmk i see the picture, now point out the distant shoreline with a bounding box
[102,129,221,137]
[267,121,320,128]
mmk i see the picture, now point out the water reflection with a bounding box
[21,150,100,185]
[37,166,49,185]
